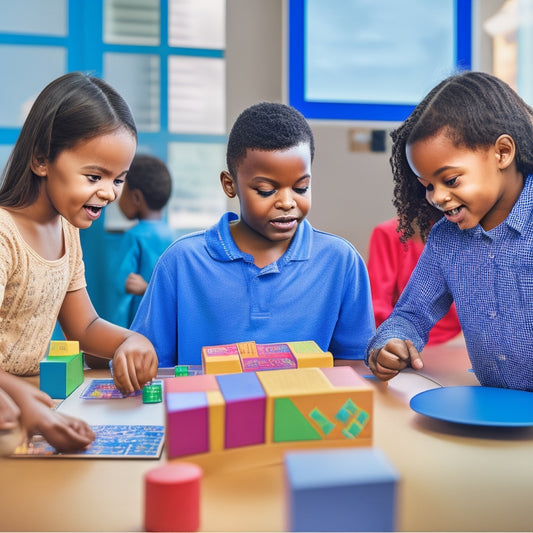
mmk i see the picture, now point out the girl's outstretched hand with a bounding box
[9,382,95,453]
[0,387,21,431]
[32,410,96,453]
[368,338,423,381]
[111,333,158,395]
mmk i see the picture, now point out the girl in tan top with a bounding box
[0,72,158,453]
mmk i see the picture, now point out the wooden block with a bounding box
[284,447,399,532]
[39,353,84,399]
[241,343,297,372]
[236,341,258,357]
[166,391,209,458]
[48,340,80,356]
[165,374,219,394]
[257,367,372,445]
[215,373,266,448]
[288,340,333,368]
[201,344,242,374]
[206,390,225,452]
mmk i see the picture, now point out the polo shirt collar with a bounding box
[205,212,312,263]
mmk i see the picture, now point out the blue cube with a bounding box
[284,447,399,532]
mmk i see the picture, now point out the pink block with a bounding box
[321,366,367,388]
[165,374,219,393]
[216,373,266,448]
[166,392,209,458]
[225,397,266,448]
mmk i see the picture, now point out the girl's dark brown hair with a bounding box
[0,71,137,208]
[390,70,533,242]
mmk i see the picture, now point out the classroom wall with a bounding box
[225,0,503,260]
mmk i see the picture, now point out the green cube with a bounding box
[40,352,84,399]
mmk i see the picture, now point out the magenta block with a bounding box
[216,373,266,448]
[166,391,209,458]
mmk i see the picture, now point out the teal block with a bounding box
[40,353,84,399]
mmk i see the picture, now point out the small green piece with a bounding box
[174,365,189,377]
[142,383,162,404]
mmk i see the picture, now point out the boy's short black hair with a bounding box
[126,154,172,210]
[226,102,315,177]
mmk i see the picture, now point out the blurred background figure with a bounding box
[367,217,462,345]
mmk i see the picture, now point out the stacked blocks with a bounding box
[40,341,84,399]
[284,447,399,532]
[201,340,333,374]
[165,366,372,458]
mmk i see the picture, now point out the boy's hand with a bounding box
[368,338,423,381]
[125,273,148,296]
[111,333,158,394]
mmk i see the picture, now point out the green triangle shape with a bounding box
[273,398,322,442]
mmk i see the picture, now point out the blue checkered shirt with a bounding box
[367,175,533,391]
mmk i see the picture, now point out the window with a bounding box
[288,0,472,121]
[0,0,227,321]
[0,0,227,234]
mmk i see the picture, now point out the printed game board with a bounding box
[11,425,165,458]
[80,379,143,399]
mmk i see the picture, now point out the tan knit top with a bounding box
[0,209,86,376]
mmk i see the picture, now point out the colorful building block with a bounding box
[48,340,80,356]
[258,366,372,445]
[241,342,297,372]
[284,447,399,532]
[39,352,84,399]
[164,366,373,459]
[166,392,210,457]
[201,340,333,374]
[289,340,333,368]
[215,372,266,448]
[201,344,242,374]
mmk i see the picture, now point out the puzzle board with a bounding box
[80,379,143,399]
[11,425,165,458]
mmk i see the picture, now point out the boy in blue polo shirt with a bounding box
[131,102,374,366]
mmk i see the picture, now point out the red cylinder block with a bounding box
[144,462,202,532]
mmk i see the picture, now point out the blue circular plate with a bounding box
[409,386,533,427]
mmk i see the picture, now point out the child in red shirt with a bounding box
[367,217,461,345]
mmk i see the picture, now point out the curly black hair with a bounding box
[126,153,172,210]
[226,102,315,177]
[390,70,533,242]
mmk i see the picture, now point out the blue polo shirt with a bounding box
[367,176,533,391]
[132,212,374,366]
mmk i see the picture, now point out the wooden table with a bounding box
[1,341,533,532]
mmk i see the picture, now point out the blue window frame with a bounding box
[288,0,472,121]
[0,0,227,322]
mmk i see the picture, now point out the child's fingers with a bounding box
[369,338,420,381]
[111,354,135,395]
[0,388,20,430]
[405,340,424,370]
[137,354,158,388]
[37,412,95,453]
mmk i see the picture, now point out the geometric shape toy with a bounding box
[284,447,399,532]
